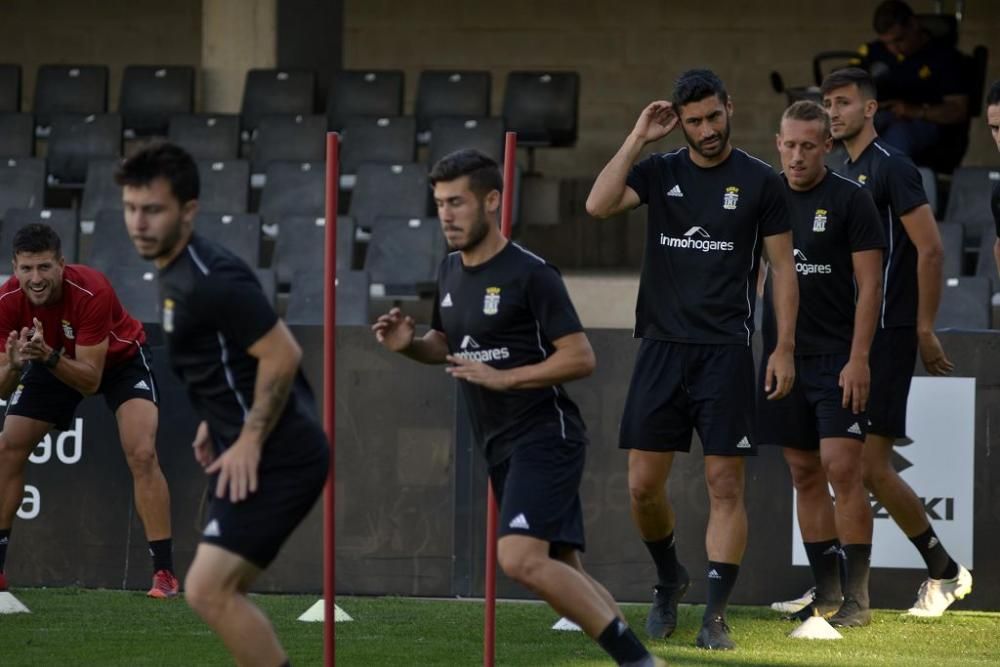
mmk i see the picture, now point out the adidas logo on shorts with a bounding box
[203,519,222,537]
[133,380,150,391]
[847,423,862,435]
[736,436,751,449]
[509,513,530,530]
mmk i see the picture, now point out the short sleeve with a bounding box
[992,182,1000,239]
[759,170,791,237]
[625,155,658,205]
[75,287,113,346]
[526,264,583,344]
[882,155,928,217]
[846,187,887,252]
[204,267,278,351]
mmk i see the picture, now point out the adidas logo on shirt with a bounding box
[509,513,530,530]
[133,380,150,391]
[667,184,684,197]
[847,422,862,435]
[441,293,453,308]
[203,519,222,537]
[708,568,722,580]
[736,436,751,449]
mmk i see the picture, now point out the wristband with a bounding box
[43,348,60,369]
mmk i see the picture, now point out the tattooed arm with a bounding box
[206,320,302,502]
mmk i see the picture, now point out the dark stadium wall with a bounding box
[276,0,344,106]
[8,327,999,611]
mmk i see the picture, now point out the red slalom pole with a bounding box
[484,131,518,667]
[323,132,339,667]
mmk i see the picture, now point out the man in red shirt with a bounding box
[0,223,177,598]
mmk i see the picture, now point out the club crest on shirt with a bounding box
[483,287,501,316]
[9,383,23,406]
[857,174,868,184]
[163,298,175,333]
[812,209,828,232]
[61,319,74,340]
[722,186,740,210]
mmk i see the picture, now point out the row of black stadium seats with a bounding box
[0,111,511,178]
[0,64,578,147]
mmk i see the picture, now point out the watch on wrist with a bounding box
[43,348,60,369]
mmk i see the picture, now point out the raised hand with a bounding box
[372,307,416,352]
[632,101,679,144]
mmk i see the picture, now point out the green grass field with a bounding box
[2,589,997,666]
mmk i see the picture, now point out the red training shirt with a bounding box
[0,264,146,369]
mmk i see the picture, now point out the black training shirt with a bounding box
[992,181,1000,239]
[627,147,790,345]
[431,242,586,466]
[158,233,323,463]
[836,139,927,329]
[763,170,885,356]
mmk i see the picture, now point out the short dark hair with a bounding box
[782,100,831,137]
[873,0,914,34]
[428,149,503,199]
[115,142,199,204]
[820,67,877,101]
[672,69,729,109]
[13,223,62,259]
[987,79,1000,107]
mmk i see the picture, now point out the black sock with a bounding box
[0,528,9,572]
[908,526,958,580]
[841,543,872,608]
[803,538,842,602]
[643,533,680,586]
[704,561,739,620]
[148,538,174,573]
[596,618,650,665]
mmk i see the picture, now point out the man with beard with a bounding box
[373,149,663,667]
[759,100,885,628]
[821,68,972,616]
[0,223,177,599]
[118,142,329,667]
[586,69,799,650]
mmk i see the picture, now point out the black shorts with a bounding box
[868,326,916,441]
[5,346,158,431]
[489,437,586,554]
[757,353,868,450]
[201,421,329,569]
[619,340,756,456]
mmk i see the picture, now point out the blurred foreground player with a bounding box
[119,143,328,667]
[374,149,664,667]
[0,223,176,598]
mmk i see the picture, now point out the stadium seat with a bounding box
[936,276,991,330]
[104,264,159,323]
[0,208,79,261]
[168,114,240,161]
[326,69,404,131]
[272,215,353,286]
[348,163,430,232]
[33,65,108,130]
[427,116,505,168]
[119,65,195,137]
[415,70,491,137]
[85,209,148,272]
[502,71,579,148]
[0,157,46,213]
[286,269,369,326]
[240,69,316,135]
[258,161,325,227]
[0,64,20,113]
[80,158,123,228]
[194,212,260,268]
[46,113,122,185]
[256,268,277,307]
[918,166,938,218]
[249,114,326,178]
[938,222,964,279]
[0,113,34,157]
[339,116,416,178]
[364,216,445,297]
[943,167,999,244]
[974,231,999,282]
[197,159,249,213]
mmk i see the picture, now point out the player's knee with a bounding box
[497,543,543,587]
[786,458,824,492]
[184,572,225,619]
[823,456,862,491]
[627,470,665,507]
[861,459,891,492]
[123,442,159,473]
[705,466,743,504]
